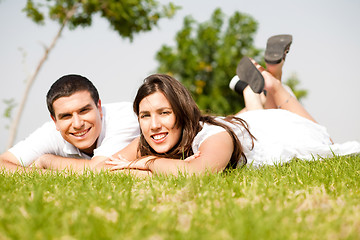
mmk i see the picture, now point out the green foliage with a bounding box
[2,99,16,119]
[1,154,360,239]
[23,0,179,40]
[2,99,17,130]
[156,8,262,115]
[284,73,308,102]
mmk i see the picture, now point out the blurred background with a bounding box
[1,0,359,152]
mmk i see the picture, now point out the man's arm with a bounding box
[0,151,22,171]
[35,137,140,172]
[0,150,22,163]
[35,155,109,172]
[35,155,154,177]
[0,150,106,173]
[0,151,49,173]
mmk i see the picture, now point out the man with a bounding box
[0,74,139,171]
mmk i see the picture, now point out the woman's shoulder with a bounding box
[198,121,227,137]
[192,121,226,153]
[192,117,254,154]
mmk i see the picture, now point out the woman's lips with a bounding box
[151,132,168,143]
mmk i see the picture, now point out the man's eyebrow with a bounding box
[57,104,93,119]
[57,112,71,119]
[80,104,93,110]
[139,110,149,114]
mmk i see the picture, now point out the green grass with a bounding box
[1,154,360,240]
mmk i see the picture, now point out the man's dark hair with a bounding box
[46,74,99,117]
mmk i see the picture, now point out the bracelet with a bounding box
[277,93,292,109]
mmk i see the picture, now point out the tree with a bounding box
[156,8,262,115]
[6,0,179,149]
[155,8,307,116]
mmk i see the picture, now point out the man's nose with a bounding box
[72,114,84,129]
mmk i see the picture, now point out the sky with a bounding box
[0,0,359,152]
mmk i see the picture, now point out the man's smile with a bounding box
[71,127,91,138]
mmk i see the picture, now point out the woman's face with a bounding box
[138,91,182,154]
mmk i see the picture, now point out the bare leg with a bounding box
[262,70,317,123]
[243,86,264,111]
[266,61,284,81]
[264,60,284,109]
[261,59,297,111]
[237,90,266,114]
[264,34,292,109]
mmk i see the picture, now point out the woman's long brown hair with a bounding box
[133,74,255,168]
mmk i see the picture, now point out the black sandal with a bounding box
[264,34,293,64]
[234,56,264,94]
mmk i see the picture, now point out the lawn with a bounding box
[1,154,359,240]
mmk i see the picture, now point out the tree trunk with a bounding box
[6,6,78,150]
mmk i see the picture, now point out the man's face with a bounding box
[51,91,103,155]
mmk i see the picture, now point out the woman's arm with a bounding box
[111,137,139,162]
[107,131,234,176]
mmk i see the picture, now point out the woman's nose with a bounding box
[150,116,161,130]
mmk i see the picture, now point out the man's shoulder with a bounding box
[102,102,133,112]
[102,102,135,118]
[19,120,61,142]
[102,102,138,128]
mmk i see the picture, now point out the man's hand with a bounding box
[89,156,112,172]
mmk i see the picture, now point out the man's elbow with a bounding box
[0,152,23,171]
[0,158,20,171]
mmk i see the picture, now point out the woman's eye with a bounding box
[161,111,171,115]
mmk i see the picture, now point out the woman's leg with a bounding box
[231,35,293,111]
[243,86,264,111]
[245,57,316,123]
[263,60,297,110]
[262,70,317,123]
[266,60,284,81]
[263,61,284,109]
[263,34,293,109]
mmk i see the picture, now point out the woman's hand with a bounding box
[105,152,201,171]
[105,154,150,171]
[183,151,201,162]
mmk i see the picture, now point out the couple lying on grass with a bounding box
[1,35,360,176]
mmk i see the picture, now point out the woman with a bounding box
[109,73,256,175]
[108,63,360,174]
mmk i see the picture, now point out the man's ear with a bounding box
[50,114,60,131]
[97,99,103,119]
